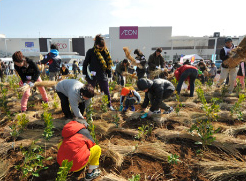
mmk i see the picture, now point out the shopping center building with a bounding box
[0,26,244,62]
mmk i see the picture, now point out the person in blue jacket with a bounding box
[40,44,61,81]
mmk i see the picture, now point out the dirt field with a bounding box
[0,78,246,181]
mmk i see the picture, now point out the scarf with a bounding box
[94,46,113,71]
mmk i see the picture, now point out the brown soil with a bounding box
[0,82,246,181]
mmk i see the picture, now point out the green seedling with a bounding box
[42,101,49,111]
[135,124,153,140]
[56,159,73,181]
[230,93,245,120]
[128,174,140,181]
[15,141,53,178]
[101,95,109,112]
[189,120,220,147]
[168,154,181,165]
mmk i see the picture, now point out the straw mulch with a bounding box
[122,72,138,79]
[149,68,173,79]
[18,81,57,92]
[123,47,143,69]
[223,36,246,68]
[199,161,246,181]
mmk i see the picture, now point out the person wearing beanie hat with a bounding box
[174,63,198,97]
[12,51,48,112]
[216,37,238,93]
[119,87,141,112]
[40,43,61,82]
[57,120,101,180]
[137,78,175,117]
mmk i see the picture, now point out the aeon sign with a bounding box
[120,26,138,39]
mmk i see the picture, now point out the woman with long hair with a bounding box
[83,34,114,110]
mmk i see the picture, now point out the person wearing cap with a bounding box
[57,119,101,180]
[40,43,61,81]
[83,34,114,111]
[119,87,141,112]
[12,51,49,112]
[115,59,130,86]
[137,78,175,117]
[148,47,165,79]
[174,60,198,97]
[55,79,94,119]
[216,38,238,93]
[134,49,147,79]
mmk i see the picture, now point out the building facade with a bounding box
[0,27,244,63]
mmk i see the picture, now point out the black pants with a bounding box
[117,73,124,86]
[57,92,85,119]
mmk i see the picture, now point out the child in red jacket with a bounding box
[57,120,101,180]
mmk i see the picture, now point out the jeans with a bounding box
[176,68,198,97]
[57,92,85,118]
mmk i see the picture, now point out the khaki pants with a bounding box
[217,67,238,92]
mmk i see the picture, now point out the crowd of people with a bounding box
[5,35,244,180]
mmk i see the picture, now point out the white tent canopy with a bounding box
[182,54,204,60]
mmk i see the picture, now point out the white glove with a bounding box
[28,82,35,88]
[108,77,112,82]
[135,60,140,64]
[161,68,164,71]
[156,66,160,69]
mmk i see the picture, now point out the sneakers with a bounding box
[109,106,115,111]
[163,107,174,114]
[85,169,101,181]
[153,109,161,114]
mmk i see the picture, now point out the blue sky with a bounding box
[0,0,245,38]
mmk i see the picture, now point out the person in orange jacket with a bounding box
[57,120,101,180]
[174,60,198,97]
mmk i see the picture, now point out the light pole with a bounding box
[213,37,218,61]
[5,38,9,57]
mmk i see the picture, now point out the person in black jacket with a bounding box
[148,48,165,79]
[83,34,114,111]
[134,49,147,79]
[60,64,69,75]
[137,78,175,117]
[12,51,48,112]
[40,44,61,81]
